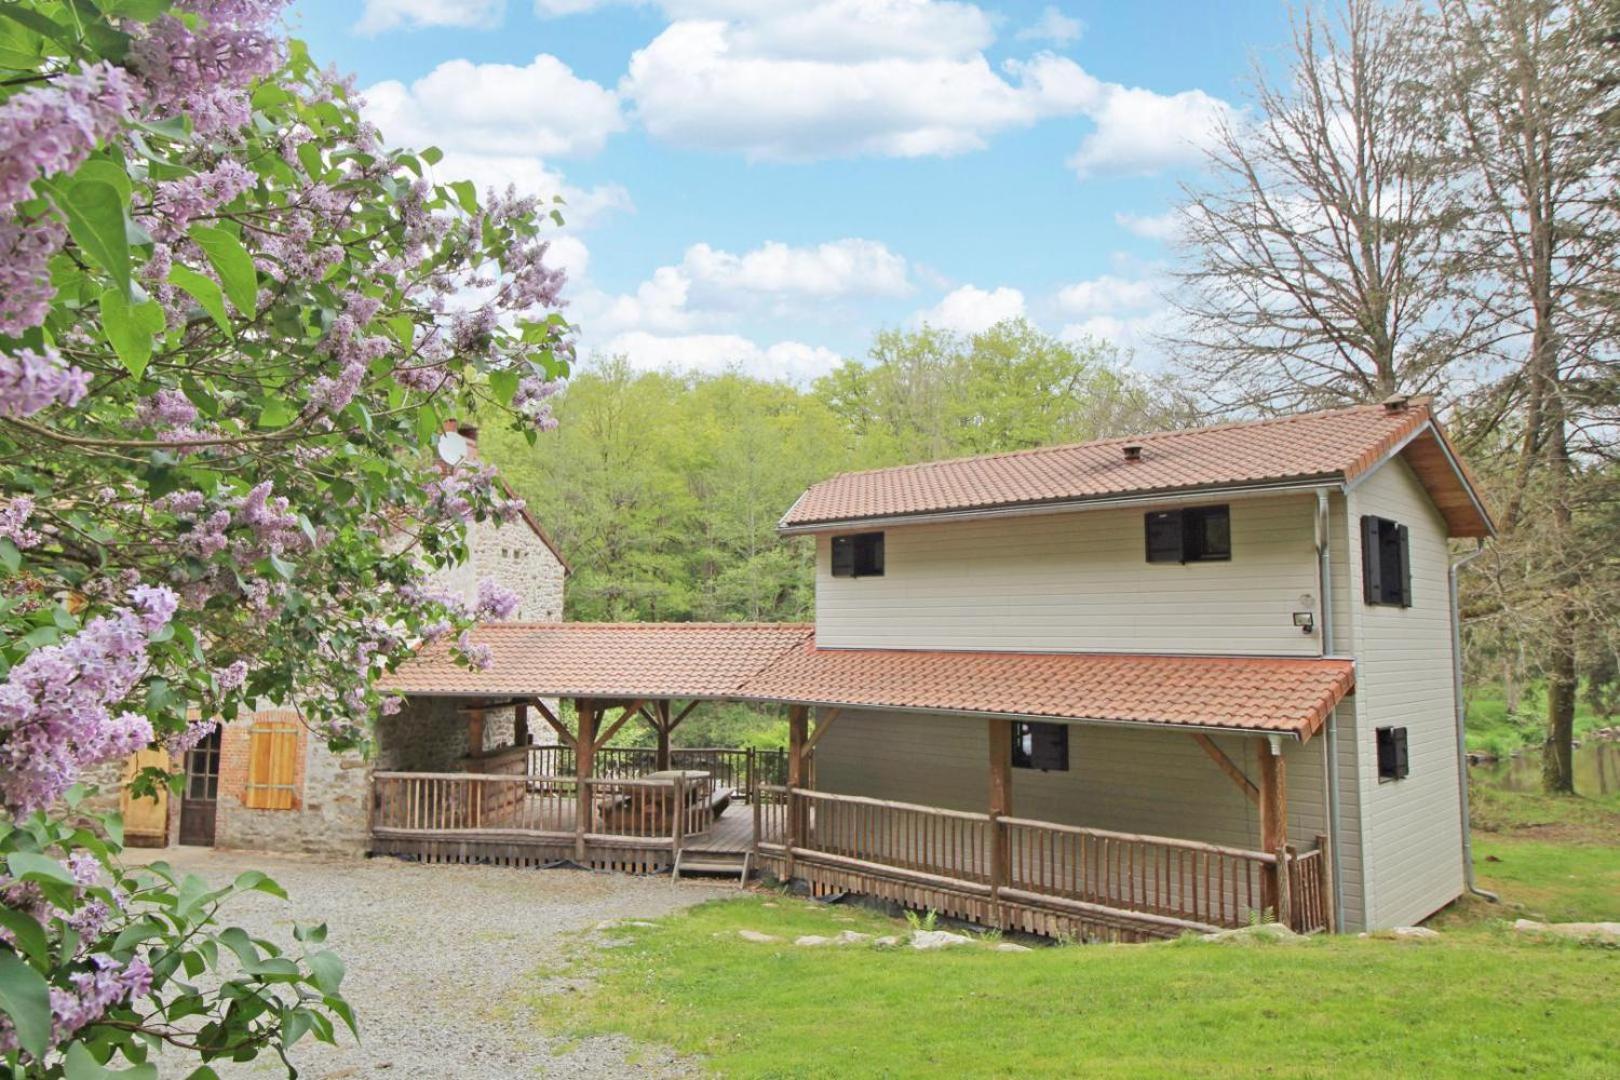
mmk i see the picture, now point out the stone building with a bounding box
[118,426,568,856]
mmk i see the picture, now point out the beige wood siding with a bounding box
[813,709,1327,857]
[1345,457,1466,929]
[814,494,1325,655]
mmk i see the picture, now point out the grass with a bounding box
[535,897,1618,1078]
[1465,682,1612,756]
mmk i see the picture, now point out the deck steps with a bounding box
[674,848,751,884]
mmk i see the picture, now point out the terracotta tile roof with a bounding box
[738,645,1355,739]
[379,622,815,698]
[779,400,1492,537]
[383,623,1353,739]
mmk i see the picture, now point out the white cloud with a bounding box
[363,54,623,159]
[1114,210,1182,242]
[586,237,910,338]
[1054,273,1159,317]
[1016,6,1082,45]
[1067,86,1233,177]
[913,284,1025,335]
[424,151,632,229]
[622,19,1101,160]
[357,0,506,34]
[603,331,844,383]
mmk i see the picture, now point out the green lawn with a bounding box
[1465,682,1611,756]
[534,897,1618,1078]
[532,786,1620,1078]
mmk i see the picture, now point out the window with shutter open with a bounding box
[243,718,301,810]
[1011,721,1069,771]
[1145,505,1230,563]
[1376,726,1410,781]
[830,532,884,578]
[1361,516,1412,607]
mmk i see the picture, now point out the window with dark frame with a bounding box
[1145,505,1231,564]
[1361,516,1412,607]
[1011,721,1069,771]
[831,531,885,578]
[1376,726,1410,781]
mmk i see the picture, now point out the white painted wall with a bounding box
[1344,458,1466,928]
[813,493,1325,655]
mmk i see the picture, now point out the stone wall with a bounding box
[214,720,371,857]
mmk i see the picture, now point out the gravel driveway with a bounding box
[134,847,731,1079]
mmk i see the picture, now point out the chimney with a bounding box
[1381,394,1411,413]
[1122,444,1143,463]
[457,422,480,462]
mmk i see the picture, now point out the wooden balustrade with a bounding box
[524,744,785,801]
[754,788,1319,933]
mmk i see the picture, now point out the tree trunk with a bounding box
[1542,608,1578,794]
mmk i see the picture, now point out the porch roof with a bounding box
[736,644,1354,740]
[379,622,814,699]
[384,623,1354,739]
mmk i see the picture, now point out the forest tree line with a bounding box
[487,0,1619,794]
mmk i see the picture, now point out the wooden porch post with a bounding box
[786,704,808,881]
[1258,737,1290,923]
[466,700,486,761]
[575,699,596,863]
[988,718,1012,911]
[655,700,672,772]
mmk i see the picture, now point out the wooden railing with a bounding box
[757,788,1323,933]
[371,772,716,846]
[525,745,786,800]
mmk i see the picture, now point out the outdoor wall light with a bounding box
[1293,611,1316,634]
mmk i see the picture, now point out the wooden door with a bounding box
[120,748,171,847]
[179,728,221,846]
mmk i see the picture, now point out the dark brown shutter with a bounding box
[1361,515,1382,603]
[831,535,855,577]
[1397,524,1412,607]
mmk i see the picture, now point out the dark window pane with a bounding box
[1011,721,1069,771]
[1145,511,1183,563]
[1188,506,1231,561]
[854,532,884,576]
[831,535,855,577]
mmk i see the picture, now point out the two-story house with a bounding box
[377,397,1492,937]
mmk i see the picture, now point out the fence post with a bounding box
[989,809,1005,918]
[672,774,686,858]
[1274,845,1293,929]
[745,746,755,804]
[785,788,800,882]
[752,781,762,857]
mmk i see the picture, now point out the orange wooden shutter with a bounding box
[243,719,299,810]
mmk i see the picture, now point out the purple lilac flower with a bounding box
[0,217,67,334]
[135,389,199,429]
[67,852,102,888]
[0,61,138,215]
[143,159,255,241]
[0,497,41,549]
[0,588,174,814]
[165,716,218,757]
[475,578,520,621]
[0,346,92,417]
[456,630,493,672]
[128,1,288,133]
[214,659,248,691]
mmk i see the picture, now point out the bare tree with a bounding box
[1169,0,1482,412]
[1439,0,1620,793]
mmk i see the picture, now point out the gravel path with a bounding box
[135,847,731,1079]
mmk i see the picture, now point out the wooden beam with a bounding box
[1258,739,1288,920]
[655,700,672,772]
[528,698,575,749]
[466,701,486,761]
[1190,734,1260,805]
[575,699,596,863]
[802,707,843,756]
[987,717,1012,816]
[592,698,645,751]
[667,699,701,731]
[785,704,809,881]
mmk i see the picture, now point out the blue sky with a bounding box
[289,1,1294,382]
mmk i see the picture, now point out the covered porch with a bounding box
[373,624,1352,941]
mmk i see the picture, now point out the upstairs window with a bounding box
[1145,505,1231,564]
[831,531,885,578]
[1361,516,1411,607]
[1011,721,1069,771]
[1376,726,1410,781]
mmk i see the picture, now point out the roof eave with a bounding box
[777,476,1345,536]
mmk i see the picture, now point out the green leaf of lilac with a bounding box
[44,177,132,298]
[256,397,295,428]
[190,226,258,316]
[0,952,52,1060]
[73,160,133,205]
[0,907,47,965]
[489,369,518,405]
[100,286,156,377]
[168,265,231,334]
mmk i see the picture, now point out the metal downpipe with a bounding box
[1316,490,1346,928]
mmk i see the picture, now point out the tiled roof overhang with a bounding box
[383,625,1354,741]
[779,402,1494,539]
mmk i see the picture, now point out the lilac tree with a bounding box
[0,0,568,1071]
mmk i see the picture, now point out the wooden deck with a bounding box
[368,771,1329,940]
